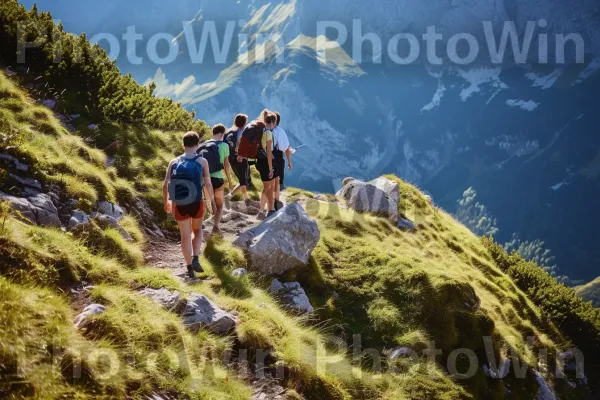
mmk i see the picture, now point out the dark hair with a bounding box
[274,112,281,126]
[212,123,226,136]
[183,131,200,148]
[264,112,277,126]
[233,114,248,129]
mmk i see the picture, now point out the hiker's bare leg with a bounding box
[213,187,224,230]
[260,189,268,212]
[230,184,248,199]
[266,180,275,211]
[191,217,203,256]
[177,219,193,265]
[274,179,281,202]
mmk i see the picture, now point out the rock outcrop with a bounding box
[269,279,314,314]
[337,177,399,222]
[0,191,61,227]
[97,201,125,221]
[234,202,320,275]
[182,294,238,335]
[139,288,182,311]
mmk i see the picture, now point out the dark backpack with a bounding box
[197,140,224,173]
[237,121,265,159]
[168,155,203,206]
[225,128,241,158]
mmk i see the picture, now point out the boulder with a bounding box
[139,288,181,310]
[269,279,314,314]
[10,174,41,191]
[397,218,417,232]
[389,347,414,359]
[97,201,125,221]
[234,202,320,275]
[74,304,106,328]
[0,191,61,227]
[0,154,29,172]
[231,268,248,278]
[182,294,238,335]
[336,177,399,222]
[68,210,90,231]
[94,214,133,241]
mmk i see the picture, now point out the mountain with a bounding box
[576,277,600,307]
[22,0,600,283]
[2,3,600,398]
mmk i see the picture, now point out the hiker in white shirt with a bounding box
[272,112,292,210]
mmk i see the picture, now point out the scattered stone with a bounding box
[230,200,260,215]
[139,288,181,310]
[389,347,414,359]
[68,210,90,231]
[535,369,557,400]
[482,359,511,378]
[94,214,133,241]
[336,177,399,222]
[70,114,81,119]
[183,294,238,335]
[20,187,41,198]
[9,174,41,190]
[234,202,320,275]
[0,191,61,227]
[0,154,29,171]
[42,99,56,109]
[74,304,106,328]
[397,218,417,232]
[222,211,247,223]
[269,279,314,314]
[231,268,248,278]
[88,124,98,130]
[97,201,125,221]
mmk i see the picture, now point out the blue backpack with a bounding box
[197,140,224,174]
[168,155,203,206]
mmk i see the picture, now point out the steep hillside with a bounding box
[2,65,600,399]
[576,277,600,307]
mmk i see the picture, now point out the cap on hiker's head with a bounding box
[183,131,200,148]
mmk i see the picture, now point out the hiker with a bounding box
[198,124,233,233]
[224,114,252,207]
[256,111,278,219]
[163,131,216,278]
[272,111,292,210]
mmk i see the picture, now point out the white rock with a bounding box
[74,304,107,328]
[231,268,248,278]
[0,192,61,227]
[182,294,238,335]
[234,202,320,276]
[269,279,314,314]
[139,288,181,310]
[389,347,414,359]
[94,214,133,241]
[97,201,125,220]
[397,218,417,231]
[336,177,399,222]
[68,210,90,231]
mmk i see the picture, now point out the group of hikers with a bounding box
[162,109,293,278]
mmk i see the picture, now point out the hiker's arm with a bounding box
[266,139,273,179]
[201,159,217,214]
[285,147,292,170]
[224,156,233,190]
[162,160,174,213]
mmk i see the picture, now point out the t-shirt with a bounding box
[210,141,230,179]
[261,129,274,152]
[272,126,290,152]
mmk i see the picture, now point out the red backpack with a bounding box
[237,121,265,159]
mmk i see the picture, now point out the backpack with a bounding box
[168,155,203,206]
[225,128,241,158]
[237,121,265,159]
[197,140,224,173]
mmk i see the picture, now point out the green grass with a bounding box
[575,276,600,307]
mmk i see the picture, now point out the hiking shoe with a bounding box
[212,226,222,234]
[256,211,267,221]
[274,200,284,211]
[187,265,196,279]
[224,194,232,209]
[267,210,277,218]
[191,256,204,273]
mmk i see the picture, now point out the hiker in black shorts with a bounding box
[272,112,292,210]
[256,110,279,219]
[224,114,252,207]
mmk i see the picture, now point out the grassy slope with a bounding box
[575,277,600,307]
[0,69,590,400]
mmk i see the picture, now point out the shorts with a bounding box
[256,156,278,182]
[173,200,206,222]
[274,155,285,185]
[230,157,250,187]
[211,177,224,190]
